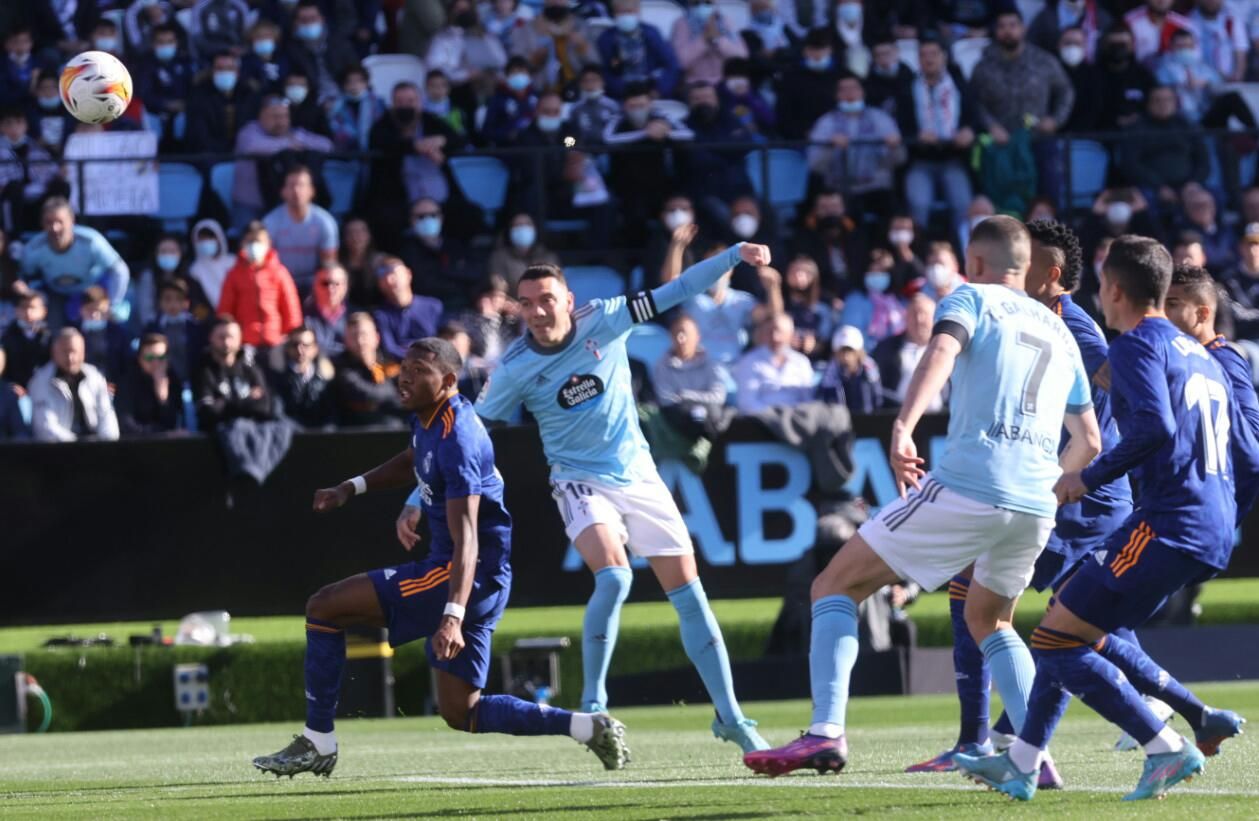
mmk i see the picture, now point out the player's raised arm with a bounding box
[431,494,480,662]
[647,242,772,316]
[312,447,416,512]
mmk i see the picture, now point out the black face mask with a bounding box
[690,104,717,124]
[818,215,843,234]
[394,106,417,125]
[455,10,478,28]
[1104,45,1132,65]
[543,5,570,23]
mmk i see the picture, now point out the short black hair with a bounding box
[803,27,831,49]
[1026,219,1084,292]
[425,68,450,83]
[140,332,168,348]
[153,23,179,38]
[1103,235,1172,309]
[506,55,530,73]
[158,278,190,299]
[339,64,367,84]
[1170,262,1218,308]
[210,314,240,334]
[622,80,652,100]
[578,64,602,80]
[518,262,566,287]
[407,337,463,375]
[438,320,469,338]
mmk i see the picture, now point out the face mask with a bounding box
[818,215,843,233]
[625,107,649,127]
[581,88,603,101]
[693,4,714,23]
[38,95,60,110]
[196,239,219,258]
[425,98,450,116]
[285,85,309,104]
[253,39,276,58]
[9,50,30,65]
[506,73,531,92]
[888,229,913,246]
[213,71,238,93]
[94,37,118,52]
[838,3,862,25]
[664,209,693,231]
[1104,44,1131,64]
[1106,201,1133,225]
[510,224,536,248]
[246,242,267,263]
[81,317,107,332]
[4,134,27,148]
[725,77,750,96]
[156,253,180,272]
[345,88,366,102]
[926,263,953,289]
[414,215,442,238]
[394,106,417,124]
[297,22,323,41]
[805,55,831,72]
[865,271,891,293]
[455,11,479,28]
[690,103,717,123]
[838,99,864,114]
[1174,47,1199,65]
[537,114,563,132]
[731,213,758,239]
[615,14,640,33]
[1060,45,1085,67]
[155,44,177,62]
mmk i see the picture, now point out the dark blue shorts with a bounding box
[1029,549,1068,593]
[1055,519,1215,634]
[1038,498,1132,593]
[367,559,511,690]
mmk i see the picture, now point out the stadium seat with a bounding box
[564,265,624,304]
[362,54,425,103]
[626,323,671,369]
[716,0,748,30]
[322,159,359,216]
[209,161,235,211]
[896,39,920,73]
[744,148,809,224]
[641,0,685,35]
[950,37,989,81]
[1068,139,1108,208]
[157,162,204,233]
[449,155,510,226]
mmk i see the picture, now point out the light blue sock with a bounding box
[980,629,1037,735]
[809,595,859,731]
[580,566,632,710]
[667,579,745,725]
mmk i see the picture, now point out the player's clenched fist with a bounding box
[313,483,353,512]
[739,243,771,267]
[1053,471,1089,506]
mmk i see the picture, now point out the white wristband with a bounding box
[443,602,466,621]
[349,475,367,496]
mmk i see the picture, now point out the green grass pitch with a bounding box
[3,682,1257,819]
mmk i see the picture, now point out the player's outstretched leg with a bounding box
[253,575,383,778]
[652,554,767,753]
[435,670,631,770]
[580,566,633,713]
[1104,628,1174,752]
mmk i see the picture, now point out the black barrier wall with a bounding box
[3,414,1257,624]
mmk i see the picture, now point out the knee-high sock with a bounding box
[668,579,745,725]
[1030,627,1164,745]
[1017,653,1073,750]
[1112,626,1141,648]
[980,629,1036,735]
[1095,633,1206,730]
[809,595,860,732]
[948,575,991,746]
[468,696,573,736]
[580,566,632,709]
[304,618,346,733]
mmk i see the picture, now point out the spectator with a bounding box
[817,324,882,414]
[653,312,728,437]
[195,316,274,430]
[899,37,977,245]
[26,2,94,60]
[457,276,520,363]
[189,219,234,311]
[732,312,815,414]
[671,0,747,87]
[1190,0,1248,83]
[135,233,213,327]
[116,332,183,436]
[303,263,352,357]
[424,0,509,92]
[871,291,944,410]
[1118,85,1209,205]
[719,57,775,138]
[339,216,380,308]
[0,105,66,236]
[423,69,471,139]
[185,51,260,155]
[1172,229,1209,269]
[189,0,248,63]
[30,74,75,158]
[569,65,621,143]
[327,64,385,151]
[1082,186,1161,249]
[483,56,540,145]
[483,0,533,52]
[0,346,30,439]
[437,320,489,400]
[864,34,915,121]
[1155,28,1222,123]
[781,256,834,360]
[1057,25,1103,132]
[488,212,559,288]
[791,187,862,293]
[647,199,700,291]
[72,285,130,383]
[398,198,481,306]
[1178,183,1235,273]
[725,195,779,294]
[1027,0,1113,60]
[20,198,129,326]
[919,241,965,300]
[776,27,842,139]
[270,325,335,428]
[0,28,40,109]
[240,19,289,91]
[261,165,339,293]
[807,73,904,219]
[605,82,694,245]
[232,95,334,223]
[1125,0,1193,65]
[1,291,50,387]
[832,0,871,75]
[596,0,681,98]
[88,18,124,60]
[28,327,119,442]
[886,214,924,284]
[0,225,19,318]
[333,311,405,427]
[371,256,444,362]
[743,0,794,65]
[132,24,194,148]
[1243,186,1259,227]
[282,69,332,136]
[840,249,907,345]
[1095,24,1156,131]
[1222,222,1259,340]
[143,277,208,381]
[511,0,600,93]
[680,81,754,220]
[217,221,303,350]
[285,1,359,105]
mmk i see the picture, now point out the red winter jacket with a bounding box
[217,247,303,347]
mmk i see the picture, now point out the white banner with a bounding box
[64,131,159,216]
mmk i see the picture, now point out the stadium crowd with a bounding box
[2,0,1259,444]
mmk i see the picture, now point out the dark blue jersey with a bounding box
[408,394,512,585]
[1207,336,1259,523]
[1082,318,1237,569]
[1049,294,1133,559]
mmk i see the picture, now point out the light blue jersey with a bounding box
[476,245,745,486]
[932,283,1092,518]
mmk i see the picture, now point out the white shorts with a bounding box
[551,473,693,558]
[858,475,1054,599]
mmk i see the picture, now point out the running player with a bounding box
[905,220,1131,786]
[253,339,630,778]
[955,237,1243,801]
[744,216,1101,777]
[473,243,773,753]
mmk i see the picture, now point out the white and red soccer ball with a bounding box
[59,51,133,125]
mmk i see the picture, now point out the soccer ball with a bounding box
[60,51,133,125]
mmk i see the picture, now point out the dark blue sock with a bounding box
[1030,627,1164,745]
[1112,626,1141,648]
[304,618,346,733]
[1096,633,1206,730]
[468,695,573,736]
[1019,650,1073,749]
[948,575,990,746]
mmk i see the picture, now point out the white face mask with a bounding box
[731,213,758,239]
[926,263,953,289]
[664,208,693,231]
[1107,201,1133,226]
[1060,45,1086,67]
[888,229,913,246]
